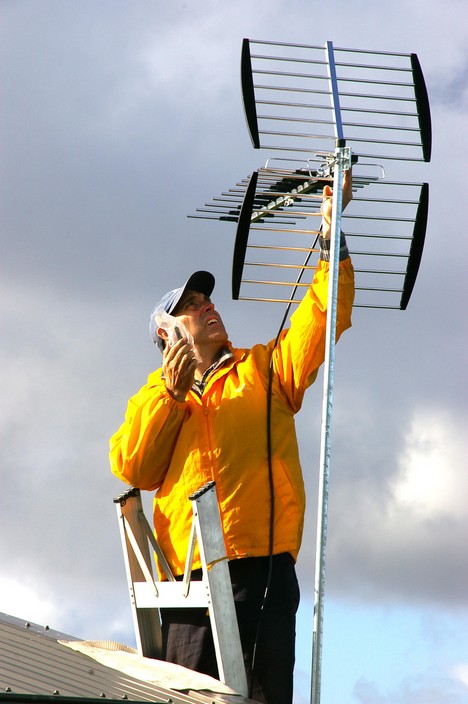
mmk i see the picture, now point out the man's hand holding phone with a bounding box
[163,332,198,402]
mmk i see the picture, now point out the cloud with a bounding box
[392,409,467,520]
[354,670,468,704]
[0,577,65,628]
[318,404,468,606]
[452,664,468,690]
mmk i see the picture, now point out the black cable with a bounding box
[248,234,319,696]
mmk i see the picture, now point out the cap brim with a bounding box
[169,270,215,314]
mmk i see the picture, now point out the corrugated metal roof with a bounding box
[0,613,255,704]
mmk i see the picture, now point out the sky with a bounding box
[1,1,467,703]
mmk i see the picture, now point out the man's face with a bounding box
[173,290,228,348]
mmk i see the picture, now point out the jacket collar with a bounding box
[192,347,233,396]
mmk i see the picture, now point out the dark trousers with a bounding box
[161,553,300,704]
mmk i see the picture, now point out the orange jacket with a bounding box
[110,258,354,577]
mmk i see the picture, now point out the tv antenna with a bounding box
[191,37,431,704]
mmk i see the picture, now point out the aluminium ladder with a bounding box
[113,481,248,697]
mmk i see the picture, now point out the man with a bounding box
[110,172,354,703]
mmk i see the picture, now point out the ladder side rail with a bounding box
[115,490,163,659]
[191,484,249,698]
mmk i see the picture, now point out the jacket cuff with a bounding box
[319,233,350,261]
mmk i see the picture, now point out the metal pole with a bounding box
[310,143,349,704]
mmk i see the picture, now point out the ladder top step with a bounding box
[113,486,141,504]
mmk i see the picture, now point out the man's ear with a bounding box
[157,327,169,341]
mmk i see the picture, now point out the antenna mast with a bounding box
[191,36,431,704]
